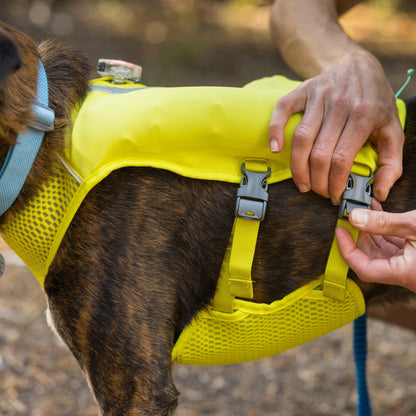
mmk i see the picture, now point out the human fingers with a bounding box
[371,120,404,201]
[370,233,405,251]
[357,232,404,258]
[348,208,416,240]
[335,226,378,269]
[370,198,383,211]
[337,224,416,292]
[289,91,327,193]
[365,200,405,248]
[326,107,374,204]
[335,226,410,288]
[269,86,307,154]
[307,93,350,199]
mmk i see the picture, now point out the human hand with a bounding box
[336,200,416,293]
[269,53,404,204]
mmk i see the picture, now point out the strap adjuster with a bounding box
[235,162,271,221]
[338,172,373,220]
[29,102,55,132]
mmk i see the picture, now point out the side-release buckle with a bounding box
[235,162,271,221]
[338,172,373,219]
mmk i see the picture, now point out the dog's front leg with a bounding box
[44,190,182,416]
[40,168,234,415]
[45,269,180,416]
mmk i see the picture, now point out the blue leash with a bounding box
[354,314,371,416]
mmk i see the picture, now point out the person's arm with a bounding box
[269,0,404,204]
[270,0,361,79]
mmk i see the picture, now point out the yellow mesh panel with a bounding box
[2,163,79,284]
[172,278,365,365]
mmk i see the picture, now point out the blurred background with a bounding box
[0,0,416,415]
[0,0,416,88]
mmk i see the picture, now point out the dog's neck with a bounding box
[0,36,91,225]
[0,60,55,216]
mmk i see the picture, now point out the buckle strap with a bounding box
[235,161,271,221]
[228,217,261,299]
[323,218,360,301]
[212,159,270,312]
[325,167,373,301]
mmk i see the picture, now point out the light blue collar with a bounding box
[0,61,55,216]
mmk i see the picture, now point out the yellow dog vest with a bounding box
[1,75,406,365]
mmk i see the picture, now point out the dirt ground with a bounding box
[1,1,416,415]
[1,248,416,416]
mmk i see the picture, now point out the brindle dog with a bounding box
[0,21,415,416]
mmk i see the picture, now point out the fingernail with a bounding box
[298,184,310,193]
[350,209,369,226]
[331,197,340,206]
[374,189,388,202]
[270,139,279,152]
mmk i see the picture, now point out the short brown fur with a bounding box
[0,21,415,416]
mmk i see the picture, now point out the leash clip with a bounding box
[235,162,271,221]
[338,172,373,220]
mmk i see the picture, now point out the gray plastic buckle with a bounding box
[338,172,373,219]
[235,163,271,221]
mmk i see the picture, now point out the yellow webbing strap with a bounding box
[323,162,372,301]
[228,218,260,299]
[214,158,373,308]
[212,159,268,313]
[323,219,359,301]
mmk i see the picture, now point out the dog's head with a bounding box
[0,25,22,88]
[0,22,40,152]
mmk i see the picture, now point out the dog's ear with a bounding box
[0,26,22,88]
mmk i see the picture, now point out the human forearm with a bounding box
[270,0,366,78]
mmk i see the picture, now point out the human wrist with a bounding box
[318,45,379,75]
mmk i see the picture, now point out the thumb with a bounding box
[349,208,416,239]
